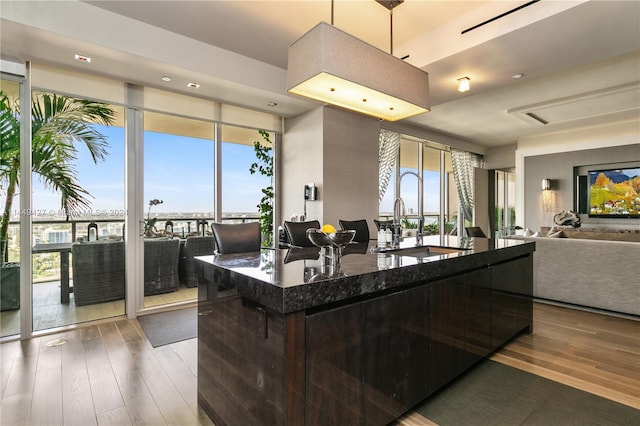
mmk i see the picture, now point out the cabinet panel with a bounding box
[306,303,363,425]
[430,275,467,391]
[363,286,430,424]
[198,295,286,426]
[491,256,533,351]
[465,268,492,366]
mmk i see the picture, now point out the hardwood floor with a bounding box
[1,302,638,425]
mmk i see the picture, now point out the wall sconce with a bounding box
[457,77,470,93]
[541,178,551,191]
[541,178,552,212]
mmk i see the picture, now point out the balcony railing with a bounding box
[5,215,260,283]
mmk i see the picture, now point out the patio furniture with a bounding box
[339,219,370,242]
[144,238,181,295]
[197,219,209,236]
[33,242,74,303]
[72,239,125,306]
[283,220,321,247]
[181,236,215,287]
[211,222,261,254]
[0,263,20,311]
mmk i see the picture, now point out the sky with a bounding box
[31,125,270,217]
[29,124,442,220]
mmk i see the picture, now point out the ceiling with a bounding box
[1,0,639,149]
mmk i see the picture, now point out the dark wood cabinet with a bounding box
[490,256,533,351]
[429,274,467,390]
[305,303,363,425]
[465,268,493,366]
[197,248,534,426]
[429,268,492,390]
[362,286,430,425]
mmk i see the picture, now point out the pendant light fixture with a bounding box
[286,0,430,122]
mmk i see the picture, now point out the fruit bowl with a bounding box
[306,228,356,249]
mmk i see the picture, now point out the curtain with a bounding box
[378,130,400,202]
[451,148,484,225]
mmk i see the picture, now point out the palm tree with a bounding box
[0,91,116,263]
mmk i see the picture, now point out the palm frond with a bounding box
[32,93,114,163]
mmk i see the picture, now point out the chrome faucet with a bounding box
[416,217,424,246]
[392,197,405,248]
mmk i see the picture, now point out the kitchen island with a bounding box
[196,235,535,426]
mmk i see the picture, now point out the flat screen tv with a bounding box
[588,167,640,218]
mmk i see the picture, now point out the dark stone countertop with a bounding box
[196,235,535,315]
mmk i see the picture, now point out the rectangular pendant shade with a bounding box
[287,22,430,122]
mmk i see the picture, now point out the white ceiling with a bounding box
[1,0,639,149]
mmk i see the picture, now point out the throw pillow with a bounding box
[524,228,534,236]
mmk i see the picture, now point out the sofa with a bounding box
[506,235,639,316]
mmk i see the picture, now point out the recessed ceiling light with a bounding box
[187,82,200,89]
[512,73,525,79]
[267,101,277,107]
[161,76,172,82]
[74,54,91,63]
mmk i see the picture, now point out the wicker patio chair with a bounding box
[72,240,125,306]
[144,238,181,295]
[180,236,215,287]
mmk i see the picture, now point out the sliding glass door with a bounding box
[30,90,125,331]
[379,135,457,237]
[0,77,23,338]
[143,111,214,309]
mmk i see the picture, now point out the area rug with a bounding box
[416,360,639,426]
[138,307,197,347]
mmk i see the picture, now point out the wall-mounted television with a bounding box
[588,167,640,218]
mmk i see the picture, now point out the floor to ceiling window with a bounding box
[220,125,274,245]
[379,135,457,237]
[495,169,516,237]
[3,64,282,332]
[29,90,125,332]
[143,111,214,309]
[0,77,23,338]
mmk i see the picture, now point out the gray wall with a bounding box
[282,106,379,233]
[524,144,640,232]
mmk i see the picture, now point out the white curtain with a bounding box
[451,148,484,226]
[378,130,400,202]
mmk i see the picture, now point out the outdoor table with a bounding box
[32,242,73,304]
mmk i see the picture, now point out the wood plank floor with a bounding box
[1,302,638,425]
